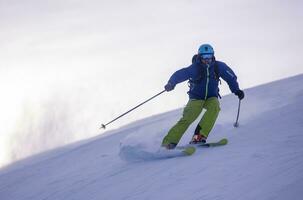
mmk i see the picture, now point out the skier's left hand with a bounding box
[235,90,245,100]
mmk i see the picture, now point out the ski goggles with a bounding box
[200,54,213,59]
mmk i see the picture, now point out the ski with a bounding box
[178,138,228,150]
[196,138,228,147]
[156,146,196,158]
[119,139,226,161]
[181,146,196,156]
[120,145,196,161]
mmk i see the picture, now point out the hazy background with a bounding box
[1,0,302,167]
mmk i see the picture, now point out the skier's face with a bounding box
[200,54,213,65]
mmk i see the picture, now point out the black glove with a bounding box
[235,90,245,100]
[164,82,175,92]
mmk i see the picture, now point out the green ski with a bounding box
[197,138,228,147]
[182,146,196,156]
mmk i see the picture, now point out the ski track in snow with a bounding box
[0,74,303,200]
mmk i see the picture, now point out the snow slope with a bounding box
[0,74,303,200]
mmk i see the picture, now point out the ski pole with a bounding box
[233,99,241,128]
[100,90,166,129]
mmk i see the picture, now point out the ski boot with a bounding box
[190,134,207,144]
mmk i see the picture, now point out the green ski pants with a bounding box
[162,97,220,145]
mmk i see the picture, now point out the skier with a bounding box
[162,44,244,149]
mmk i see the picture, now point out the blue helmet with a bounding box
[198,44,214,55]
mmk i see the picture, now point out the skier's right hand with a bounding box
[164,82,175,92]
[235,89,245,100]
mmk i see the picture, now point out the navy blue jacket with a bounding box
[168,56,240,100]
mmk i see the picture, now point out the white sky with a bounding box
[0,0,303,167]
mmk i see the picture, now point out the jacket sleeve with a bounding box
[218,62,240,93]
[167,65,193,86]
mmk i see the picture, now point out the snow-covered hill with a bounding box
[0,74,303,200]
